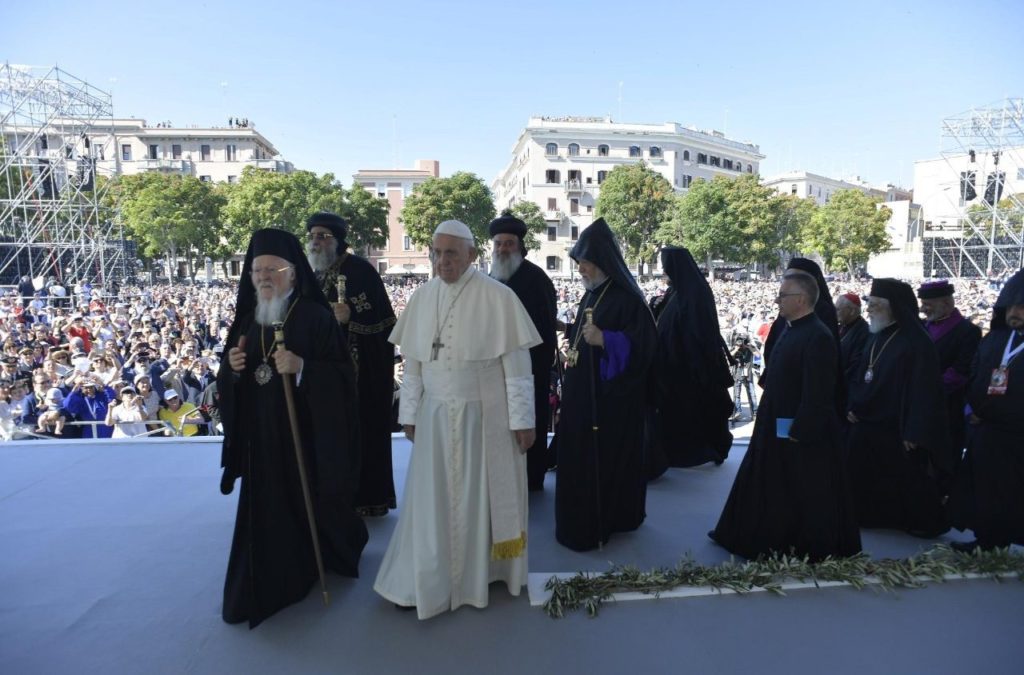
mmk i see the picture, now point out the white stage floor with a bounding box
[1,437,1022,674]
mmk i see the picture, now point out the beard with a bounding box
[582,270,608,292]
[306,242,337,273]
[255,291,290,327]
[490,250,523,282]
[868,313,895,334]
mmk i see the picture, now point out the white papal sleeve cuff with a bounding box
[398,373,423,426]
[505,375,535,431]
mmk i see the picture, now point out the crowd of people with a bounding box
[2,215,1020,629]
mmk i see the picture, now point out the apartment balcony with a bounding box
[139,158,190,173]
[251,159,291,173]
[564,179,587,194]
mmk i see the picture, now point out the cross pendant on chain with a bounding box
[431,338,444,361]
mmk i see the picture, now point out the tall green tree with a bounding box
[594,162,675,274]
[400,171,496,247]
[113,173,225,278]
[769,193,818,266]
[801,189,892,273]
[506,201,547,251]
[221,167,389,256]
[658,174,779,275]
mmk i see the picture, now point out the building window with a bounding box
[586,205,593,213]
[547,197,557,211]
[570,198,579,215]
[226,144,237,161]
[808,185,814,197]
[40,136,49,150]
[681,175,693,188]
[568,143,580,156]
[172,144,182,159]
[230,261,241,276]
[723,159,733,170]
[650,146,662,158]
[148,144,159,160]
[1017,168,1024,180]
[546,256,561,271]
[545,143,558,156]
[227,175,238,184]
[697,153,707,165]
[547,226,557,242]
[747,164,753,173]
[571,225,579,240]
[567,169,581,187]
[585,177,592,184]
[683,150,691,161]
[709,156,720,167]
[545,169,560,184]
[791,184,798,195]
[201,144,211,161]
[200,175,212,182]
[629,145,641,158]
[597,144,609,157]
[121,144,132,161]
[597,170,607,184]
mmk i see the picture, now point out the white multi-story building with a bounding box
[492,116,764,278]
[353,160,439,276]
[1,117,293,187]
[762,170,911,206]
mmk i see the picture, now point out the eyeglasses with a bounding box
[775,292,805,301]
[307,232,335,241]
[250,265,292,277]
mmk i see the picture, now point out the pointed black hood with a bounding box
[787,257,838,333]
[992,268,1024,331]
[869,278,926,336]
[661,246,722,337]
[569,218,643,301]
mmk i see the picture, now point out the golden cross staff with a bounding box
[272,322,329,606]
[336,274,347,303]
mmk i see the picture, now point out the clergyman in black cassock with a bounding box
[647,247,733,478]
[846,278,951,537]
[488,214,558,491]
[836,292,869,398]
[219,228,368,628]
[555,219,656,551]
[762,257,840,367]
[709,271,861,561]
[307,211,397,517]
[949,268,1024,551]
[917,279,981,476]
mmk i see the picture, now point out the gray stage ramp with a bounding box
[1,437,1021,675]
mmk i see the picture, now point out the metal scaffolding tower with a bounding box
[924,98,1024,278]
[0,63,128,287]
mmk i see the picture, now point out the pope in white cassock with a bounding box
[374,220,542,619]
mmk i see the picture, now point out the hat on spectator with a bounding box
[45,387,64,404]
[164,389,180,401]
[841,292,861,307]
[488,213,528,240]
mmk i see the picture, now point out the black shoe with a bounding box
[907,526,949,539]
[394,603,416,612]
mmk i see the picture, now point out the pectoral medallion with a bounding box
[566,348,578,368]
[863,368,873,384]
[987,366,1008,395]
[254,362,273,386]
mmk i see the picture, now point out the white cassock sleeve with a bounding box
[397,357,423,426]
[501,348,535,431]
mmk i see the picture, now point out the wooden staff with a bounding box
[272,322,329,606]
[584,308,603,551]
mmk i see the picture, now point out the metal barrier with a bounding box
[4,418,220,441]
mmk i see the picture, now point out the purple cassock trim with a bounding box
[943,367,968,391]
[925,308,963,343]
[600,330,631,381]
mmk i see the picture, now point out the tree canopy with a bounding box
[505,201,548,251]
[594,162,675,272]
[801,189,892,273]
[400,171,496,247]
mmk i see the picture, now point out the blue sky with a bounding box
[4,0,1022,190]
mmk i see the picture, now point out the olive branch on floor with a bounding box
[542,545,1024,618]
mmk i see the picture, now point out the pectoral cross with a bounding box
[431,338,444,361]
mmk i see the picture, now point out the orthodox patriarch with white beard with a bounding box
[218,228,367,628]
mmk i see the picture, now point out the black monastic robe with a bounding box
[500,259,558,491]
[647,286,734,473]
[949,327,1024,547]
[839,317,869,394]
[710,313,861,561]
[555,278,657,551]
[928,314,981,471]
[319,253,398,513]
[220,299,368,628]
[845,323,951,535]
